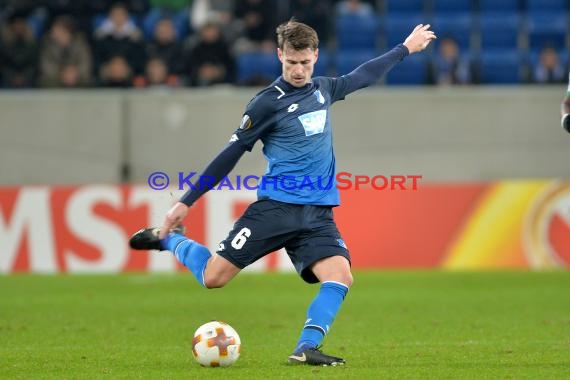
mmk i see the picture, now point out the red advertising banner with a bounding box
[1,182,569,273]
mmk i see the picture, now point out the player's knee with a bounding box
[203,274,227,289]
[340,271,354,288]
[325,271,353,288]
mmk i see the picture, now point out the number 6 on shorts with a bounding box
[231,227,251,250]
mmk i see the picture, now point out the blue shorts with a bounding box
[216,199,351,283]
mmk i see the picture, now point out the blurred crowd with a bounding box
[0,0,567,89]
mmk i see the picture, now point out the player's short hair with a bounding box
[276,19,318,51]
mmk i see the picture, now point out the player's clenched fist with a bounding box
[403,24,437,54]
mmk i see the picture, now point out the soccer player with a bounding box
[130,20,436,366]
[562,71,570,133]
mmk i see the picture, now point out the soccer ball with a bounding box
[191,321,241,367]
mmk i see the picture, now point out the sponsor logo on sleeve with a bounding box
[239,114,252,130]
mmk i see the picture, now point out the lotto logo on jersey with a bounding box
[298,110,327,136]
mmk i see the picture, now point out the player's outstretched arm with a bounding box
[342,24,436,93]
[562,73,570,133]
[159,142,247,238]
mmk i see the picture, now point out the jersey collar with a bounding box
[276,76,314,93]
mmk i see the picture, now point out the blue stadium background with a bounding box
[0,0,568,87]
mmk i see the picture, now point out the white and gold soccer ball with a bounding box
[191,321,241,367]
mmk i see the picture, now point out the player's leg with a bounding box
[161,233,241,288]
[130,227,240,288]
[286,208,352,366]
[130,199,297,288]
[289,256,352,366]
[213,200,299,284]
[301,256,352,347]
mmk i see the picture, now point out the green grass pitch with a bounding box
[1,271,569,379]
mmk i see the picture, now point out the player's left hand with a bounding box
[403,24,437,54]
[159,202,189,239]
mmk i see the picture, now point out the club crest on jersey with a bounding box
[239,114,252,130]
[313,90,325,104]
[288,104,299,113]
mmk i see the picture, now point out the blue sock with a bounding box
[294,281,349,354]
[161,234,211,287]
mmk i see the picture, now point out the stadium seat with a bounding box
[432,0,473,13]
[314,49,333,77]
[27,13,45,39]
[336,14,379,51]
[478,0,520,12]
[236,51,281,85]
[142,8,190,41]
[478,12,522,50]
[335,50,377,77]
[431,12,473,50]
[527,0,567,12]
[526,11,568,51]
[385,53,429,85]
[384,12,428,48]
[385,0,425,13]
[142,8,162,40]
[172,9,190,40]
[478,51,523,84]
[92,14,106,32]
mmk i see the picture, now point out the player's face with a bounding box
[278,45,318,87]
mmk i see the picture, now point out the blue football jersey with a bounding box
[232,76,354,206]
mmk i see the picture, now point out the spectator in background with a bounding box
[531,46,566,84]
[233,0,276,53]
[134,56,180,88]
[288,0,332,46]
[93,2,146,75]
[335,0,374,17]
[99,55,133,87]
[42,1,147,37]
[191,0,238,43]
[0,10,38,88]
[42,1,100,37]
[181,20,235,86]
[32,1,109,40]
[427,37,473,85]
[145,17,183,74]
[39,15,93,88]
[93,3,142,44]
[59,64,85,87]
